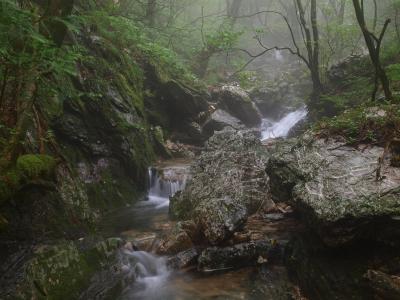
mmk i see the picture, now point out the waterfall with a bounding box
[146,166,189,209]
[117,163,190,299]
[261,107,308,141]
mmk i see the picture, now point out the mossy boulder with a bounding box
[0,238,125,299]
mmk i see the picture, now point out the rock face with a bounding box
[170,128,272,245]
[267,135,400,246]
[212,86,262,127]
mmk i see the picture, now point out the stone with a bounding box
[167,248,199,270]
[213,85,262,127]
[267,136,400,246]
[202,109,244,138]
[157,221,200,255]
[170,128,272,245]
[197,240,280,272]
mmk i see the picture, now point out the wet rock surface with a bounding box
[267,136,400,247]
[212,85,262,127]
[0,237,125,299]
[170,128,272,245]
[202,109,245,138]
[198,240,280,273]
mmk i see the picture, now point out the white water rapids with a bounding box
[261,106,308,141]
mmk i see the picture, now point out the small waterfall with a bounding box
[261,107,307,141]
[118,163,190,299]
[147,166,189,209]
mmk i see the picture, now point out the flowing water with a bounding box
[98,106,308,299]
[99,160,290,300]
[261,106,308,141]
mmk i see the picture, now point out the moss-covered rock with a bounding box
[0,238,125,299]
[16,154,56,179]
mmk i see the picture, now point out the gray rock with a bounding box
[213,86,262,127]
[202,109,244,138]
[267,136,400,246]
[170,128,272,245]
[167,248,199,270]
[198,240,280,272]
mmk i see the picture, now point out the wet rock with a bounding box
[213,86,262,127]
[202,109,244,138]
[195,197,248,245]
[167,248,199,270]
[365,269,400,300]
[157,221,200,255]
[267,136,400,246]
[198,240,280,272]
[170,128,272,245]
[0,238,125,299]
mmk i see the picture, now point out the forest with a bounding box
[0,0,400,299]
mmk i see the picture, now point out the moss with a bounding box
[16,154,56,179]
[314,104,400,146]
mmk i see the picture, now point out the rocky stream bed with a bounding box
[1,84,400,300]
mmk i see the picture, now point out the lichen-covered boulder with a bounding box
[170,128,272,245]
[213,86,262,127]
[267,135,400,246]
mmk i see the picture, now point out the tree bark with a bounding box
[352,0,393,101]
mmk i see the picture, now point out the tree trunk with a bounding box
[146,0,157,26]
[352,0,393,101]
[295,0,322,102]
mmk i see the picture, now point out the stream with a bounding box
[99,109,306,299]
[101,161,273,300]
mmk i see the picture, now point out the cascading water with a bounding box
[119,250,171,299]
[261,106,307,141]
[147,165,189,209]
[117,163,190,299]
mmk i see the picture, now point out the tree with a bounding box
[146,0,157,26]
[295,0,323,103]
[192,1,243,78]
[352,0,393,101]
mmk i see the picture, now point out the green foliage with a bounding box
[205,27,243,52]
[236,71,258,89]
[16,154,56,179]
[315,104,400,145]
[0,154,56,205]
[387,64,400,81]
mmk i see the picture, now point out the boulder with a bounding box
[170,128,272,245]
[202,109,244,138]
[267,135,400,246]
[213,86,262,127]
[167,248,199,270]
[0,238,125,299]
[198,240,280,272]
[157,221,200,255]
